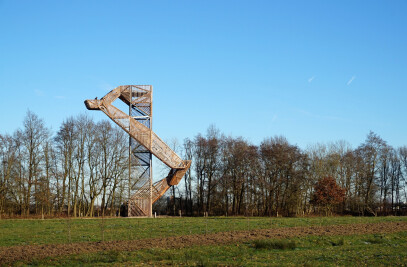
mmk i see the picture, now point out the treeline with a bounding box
[0,111,129,217]
[177,126,407,217]
[0,111,406,217]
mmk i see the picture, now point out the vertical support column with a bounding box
[128,86,133,217]
[129,85,153,217]
[149,86,153,217]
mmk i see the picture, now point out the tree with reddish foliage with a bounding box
[311,176,345,216]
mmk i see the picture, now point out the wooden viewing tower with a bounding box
[85,85,191,216]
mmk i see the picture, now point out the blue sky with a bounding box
[1,0,406,149]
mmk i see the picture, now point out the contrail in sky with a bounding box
[347,76,356,85]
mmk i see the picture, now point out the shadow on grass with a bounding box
[252,239,297,250]
[330,238,345,246]
[365,235,386,244]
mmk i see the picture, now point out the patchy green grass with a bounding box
[1,216,406,247]
[20,231,407,266]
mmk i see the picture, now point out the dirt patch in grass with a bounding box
[1,221,406,264]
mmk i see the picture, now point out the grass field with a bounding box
[1,216,407,266]
[31,231,407,266]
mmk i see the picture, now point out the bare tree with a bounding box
[354,131,387,215]
[106,127,127,216]
[399,146,407,203]
[55,117,76,215]
[85,119,101,217]
[18,111,49,216]
[71,115,91,217]
[203,125,221,215]
[183,138,194,215]
[260,136,307,216]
